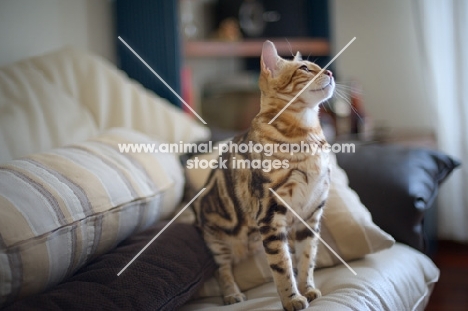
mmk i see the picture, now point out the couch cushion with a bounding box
[335,144,460,251]
[181,243,439,311]
[0,47,210,164]
[183,144,394,296]
[2,222,217,311]
[0,53,98,163]
[0,128,184,307]
[316,154,395,266]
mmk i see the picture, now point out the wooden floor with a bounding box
[425,240,468,311]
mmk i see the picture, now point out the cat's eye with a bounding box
[299,65,310,72]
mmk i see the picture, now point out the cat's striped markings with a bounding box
[269,188,357,275]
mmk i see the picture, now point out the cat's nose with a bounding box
[324,70,333,77]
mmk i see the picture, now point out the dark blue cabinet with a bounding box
[115,0,182,107]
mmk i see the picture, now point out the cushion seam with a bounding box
[0,190,167,252]
[411,274,439,311]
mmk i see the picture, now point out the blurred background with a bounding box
[0,0,466,263]
[0,0,451,140]
[0,0,467,308]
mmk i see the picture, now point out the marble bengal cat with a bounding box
[192,40,334,311]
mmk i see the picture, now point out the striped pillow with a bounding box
[0,128,184,307]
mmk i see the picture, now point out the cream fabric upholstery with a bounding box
[0,128,184,306]
[184,144,394,299]
[181,243,439,311]
[0,48,209,306]
[0,47,210,164]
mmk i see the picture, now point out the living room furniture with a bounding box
[0,48,459,310]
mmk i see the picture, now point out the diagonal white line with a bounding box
[268,37,357,124]
[117,188,206,276]
[118,36,207,125]
[269,188,357,276]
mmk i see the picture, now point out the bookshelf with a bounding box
[184,38,330,58]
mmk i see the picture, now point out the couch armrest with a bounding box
[335,144,459,252]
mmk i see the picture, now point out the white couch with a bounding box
[0,48,441,311]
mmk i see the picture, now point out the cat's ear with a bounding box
[294,51,302,61]
[261,40,280,77]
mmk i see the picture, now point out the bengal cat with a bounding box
[192,40,334,311]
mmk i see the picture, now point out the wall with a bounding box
[0,0,436,132]
[0,0,115,68]
[330,0,435,131]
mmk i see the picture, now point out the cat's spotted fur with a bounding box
[192,41,334,311]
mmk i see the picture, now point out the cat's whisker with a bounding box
[334,89,348,99]
[335,84,355,88]
[285,38,294,57]
[333,90,350,103]
[333,85,365,121]
[334,83,353,88]
[320,90,334,113]
[334,91,346,100]
[335,84,362,94]
[333,90,364,122]
[321,101,329,112]
[349,104,365,122]
[334,85,350,90]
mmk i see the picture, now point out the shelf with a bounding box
[184,38,330,58]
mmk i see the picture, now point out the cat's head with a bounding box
[259,40,334,109]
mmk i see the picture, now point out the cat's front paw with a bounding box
[283,294,308,311]
[304,288,322,302]
[223,293,246,305]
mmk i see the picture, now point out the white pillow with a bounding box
[0,47,210,164]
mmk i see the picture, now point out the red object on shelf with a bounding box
[349,80,365,135]
[181,66,194,116]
